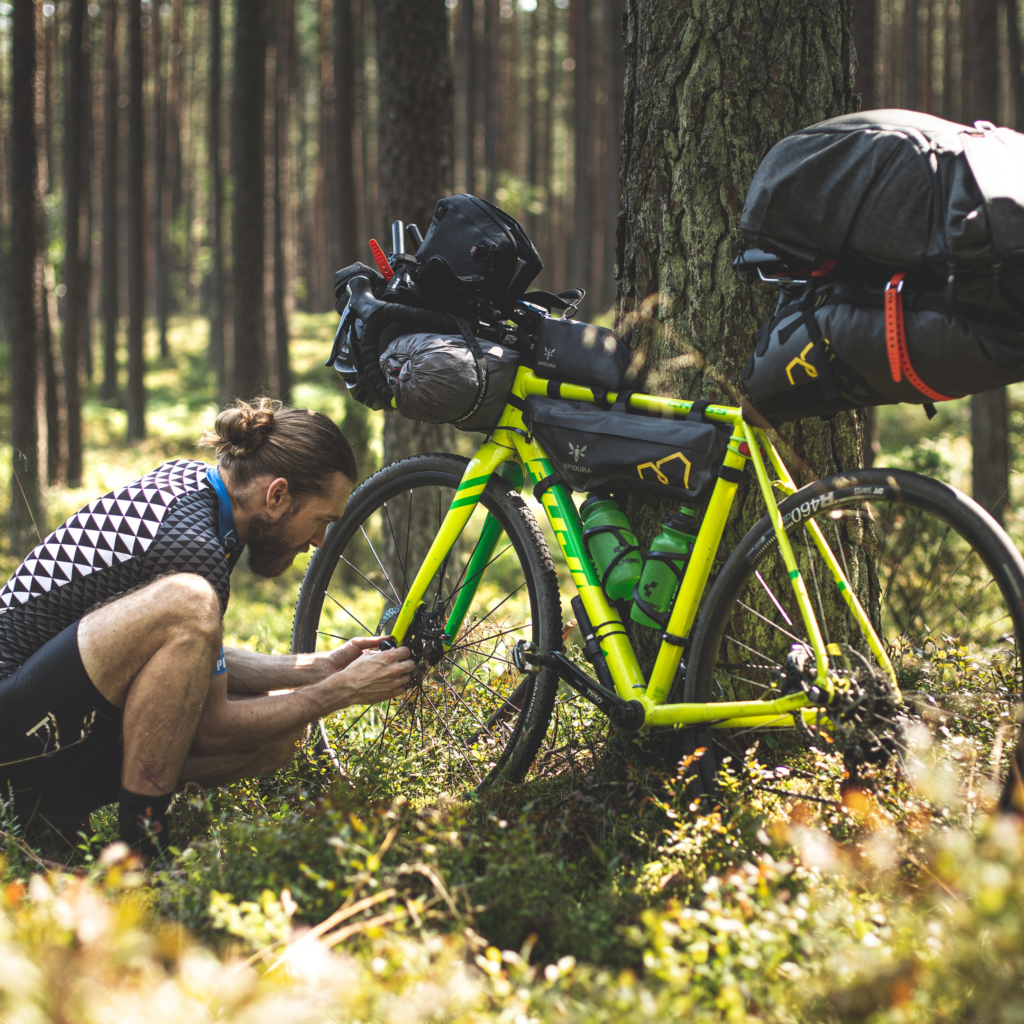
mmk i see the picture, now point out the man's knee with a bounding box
[151,574,221,646]
[256,733,303,776]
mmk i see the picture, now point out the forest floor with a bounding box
[0,316,1023,1022]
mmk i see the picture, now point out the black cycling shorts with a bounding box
[0,621,123,818]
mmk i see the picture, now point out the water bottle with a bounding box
[580,493,642,602]
[631,509,700,628]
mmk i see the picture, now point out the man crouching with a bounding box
[0,398,414,857]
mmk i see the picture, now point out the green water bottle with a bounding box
[580,493,642,602]
[631,509,700,629]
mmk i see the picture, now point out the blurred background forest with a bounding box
[0,0,1021,552]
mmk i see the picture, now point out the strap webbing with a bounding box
[718,464,746,484]
[884,273,961,403]
[533,473,562,503]
[450,314,491,424]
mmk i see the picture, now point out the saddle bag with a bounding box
[741,109,1024,307]
[523,396,730,501]
[380,326,519,433]
[532,317,637,391]
[740,280,1024,425]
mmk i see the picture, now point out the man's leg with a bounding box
[77,574,222,848]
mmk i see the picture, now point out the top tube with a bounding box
[516,369,743,426]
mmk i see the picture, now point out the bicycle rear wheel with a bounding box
[683,468,1024,794]
[291,453,563,795]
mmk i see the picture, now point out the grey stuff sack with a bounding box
[380,332,519,433]
[741,110,1024,286]
[740,283,1024,425]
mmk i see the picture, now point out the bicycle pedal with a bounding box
[512,639,538,672]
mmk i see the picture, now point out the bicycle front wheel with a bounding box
[292,452,562,795]
[684,468,1024,789]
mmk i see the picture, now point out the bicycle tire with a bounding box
[682,468,1024,793]
[292,452,562,791]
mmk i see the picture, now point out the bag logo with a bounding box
[636,451,691,489]
[567,441,588,463]
[544,347,556,361]
[786,342,819,386]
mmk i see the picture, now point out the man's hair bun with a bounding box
[197,397,357,498]
[202,398,279,459]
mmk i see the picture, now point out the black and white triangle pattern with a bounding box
[0,460,211,612]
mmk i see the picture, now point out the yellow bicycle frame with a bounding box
[386,367,895,731]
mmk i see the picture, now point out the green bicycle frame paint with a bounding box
[442,510,505,647]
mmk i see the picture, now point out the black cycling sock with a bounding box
[117,787,173,859]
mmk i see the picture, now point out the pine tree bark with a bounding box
[965,0,1007,523]
[570,0,592,298]
[126,0,146,441]
[334,0,357,264]
[152,0,169,360]
[601,0,625,311]
[101,0,119,401]
[1009,0,1023,130]
[483,0,498,202]
[376,0,454,465]
[63,0,89,486]
[10,0,44,550]
[274,0,294,401]
[853,0,876,109]
[208,0,226,392]
[459,0,475,193]
[231,0,268,399]
[618,0,859,666]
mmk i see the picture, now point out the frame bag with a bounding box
[523,396,730,501]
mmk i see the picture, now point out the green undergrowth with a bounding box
[1,317,1024,1020]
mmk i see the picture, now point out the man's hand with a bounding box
[322,635,392,675]
[320,639,417,710]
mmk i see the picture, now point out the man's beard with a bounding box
[246,508,306,578]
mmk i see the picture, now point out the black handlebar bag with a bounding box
[523,396,730,502]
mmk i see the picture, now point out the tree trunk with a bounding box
[376,0,454,465]
[231,0,268,399]
[904,0,918,109]
[618,0,859,668]
[1009,0,1023,130]
[334,0,358,264]
[601,0,625,311]
[965,0,1007,524]
[10,0,44,550]
[126,0,146,441]
[101,0,119,402]
[459,0,475,193]
[152,0,168,360]
[570,0,592,298]
[63,0,88,486]
[275,0,294,401]
[208,0,226,392]
[853,0,876,108]
[483,0,498,202]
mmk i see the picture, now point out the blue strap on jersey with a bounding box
[205,466,243,561]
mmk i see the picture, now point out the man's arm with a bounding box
[222,637,387,692]
[191,642,416,756]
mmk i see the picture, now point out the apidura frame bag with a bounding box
[523,396,731,502]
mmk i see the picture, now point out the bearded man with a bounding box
[0,398,414,856]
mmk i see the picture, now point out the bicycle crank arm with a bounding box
[524,649,645,731]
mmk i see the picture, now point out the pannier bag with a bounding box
[533,317,636,392]
[741,110,1024,303]
[740,279,1024,424]
[380,330,519,432]
[415,194,544,308]
[524,396,730,501]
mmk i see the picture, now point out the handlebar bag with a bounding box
[415,194,543,308]
[523,396,730,501]
[532,318,637,391]
[380,329,519,433]
[740,280,1024,425]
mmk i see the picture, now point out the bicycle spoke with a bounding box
[323,589,372,634]
[358,524,402,606]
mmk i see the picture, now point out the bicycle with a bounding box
[291,273,1024,803]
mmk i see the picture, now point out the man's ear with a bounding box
[265,477,291,514]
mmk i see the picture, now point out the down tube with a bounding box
[389,439,518,645]
[512,434,647,698]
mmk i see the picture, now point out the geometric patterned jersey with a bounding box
[0,459,236,677]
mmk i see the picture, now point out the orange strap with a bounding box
[884,272,959,402]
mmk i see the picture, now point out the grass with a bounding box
[0,316,1023,1021]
